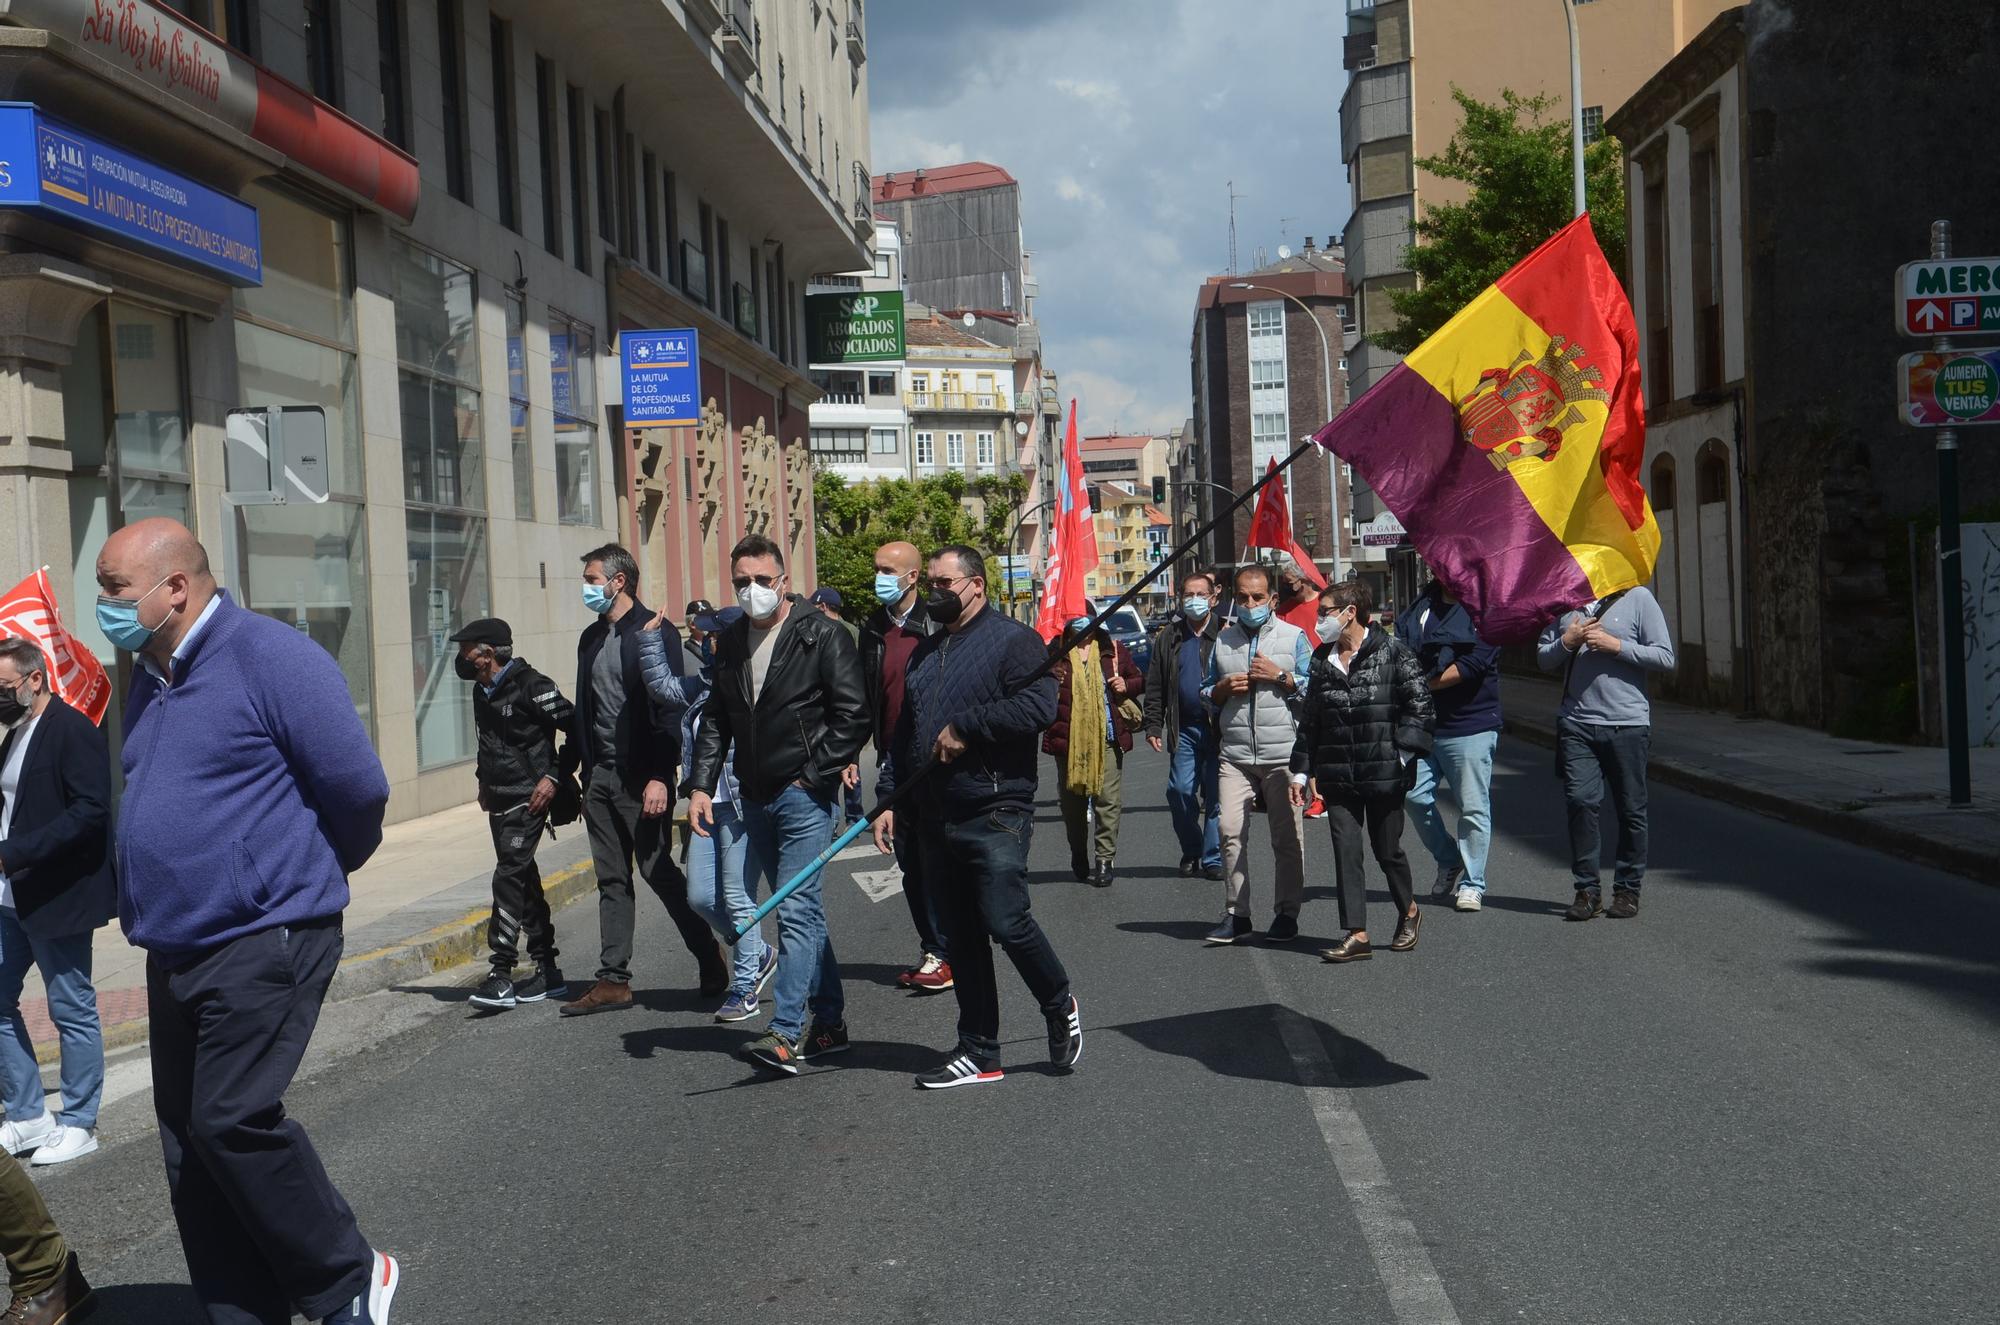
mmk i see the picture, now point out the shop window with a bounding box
[506,290,535,521]
[550,309,599,526]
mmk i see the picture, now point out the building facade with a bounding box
[807,217,909,482]
[0,0,869,822]
[1080,480,1169,614]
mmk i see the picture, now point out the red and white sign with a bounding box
[0,568,112,725]
[1896,259,2000,337]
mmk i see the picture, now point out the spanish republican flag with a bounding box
[1313,216,1657,644]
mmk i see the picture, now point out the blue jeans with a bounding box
[0,912,101,1130]
[741,784,842,1040]
[1168,725,1222,869]
[1406,730,1499,893]
[686,801,769,997]
[1558,720,1650,892]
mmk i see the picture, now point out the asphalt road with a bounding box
[34,738,2000,1324]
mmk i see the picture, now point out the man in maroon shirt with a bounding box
[858,541,951,991]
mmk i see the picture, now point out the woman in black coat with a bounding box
[1290,580,1435,962]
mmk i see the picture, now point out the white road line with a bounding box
[1251,949,1462,1325]
[852,867,905,902]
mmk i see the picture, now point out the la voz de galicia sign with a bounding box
[622,328,701,427]
[0,102,261,285]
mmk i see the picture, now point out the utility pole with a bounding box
[1930,220,1971,807]
[1562,0,1586,217]
[1227,180,1243,275]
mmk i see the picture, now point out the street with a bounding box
[35,739,2000,1325]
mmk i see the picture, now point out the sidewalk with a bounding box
[21,802,600,1065]
[1501,673,2000,886]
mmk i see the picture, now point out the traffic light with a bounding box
[1151,476,1167,505]
[1088,484,1101,514]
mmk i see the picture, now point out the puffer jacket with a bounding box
[1292,626,1436,799]
[1204,615,1314,766]
[638,629,736,802]
[472,660,577,804]
[1042,639,1144,757]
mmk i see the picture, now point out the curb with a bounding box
[1503,717,2000,888]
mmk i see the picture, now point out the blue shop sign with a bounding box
[0,103,261,286]
[622,328,700,428]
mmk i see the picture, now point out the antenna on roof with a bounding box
[1226,180,1243,275]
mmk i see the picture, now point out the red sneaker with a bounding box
[1305,796,1326,819]
[908,956,954,992]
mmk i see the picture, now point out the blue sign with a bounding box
[622,328,701,428]
[0,103,260,286]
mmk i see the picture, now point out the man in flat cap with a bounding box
[452,617,578,1010]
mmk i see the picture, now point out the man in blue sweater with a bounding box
[95,518,398,1325]
[1397,580,1503,913]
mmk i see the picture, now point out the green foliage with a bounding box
[811,470,1033,618]
[1373,88,1629,356]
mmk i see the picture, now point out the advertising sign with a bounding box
[1358,511,1407,547]
[1899,350,2000,427]
[0,102,260,284]
[621,327,701,428]
[806,290,905,363]
[1897,259,2000,337]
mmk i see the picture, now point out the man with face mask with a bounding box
[562,544,727,1018]
[0,637,115,1169]
[857,541,951,991]
[95,517,399,1325]
[689,536,870,1075]
[449,618,576,1011]
[1142,570,1224,881]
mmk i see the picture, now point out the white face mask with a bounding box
[738,582,782,621]
[1315,611,1349,645]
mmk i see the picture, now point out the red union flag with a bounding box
[0,569,112,725]
[1035,400,1098,641]
[1245,458,1326,590]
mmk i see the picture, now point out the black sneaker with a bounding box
[915,1052,1003,1089]
[1565,889,1603,922]
[1046,996,1083,1068]
[800,1019,850,1059]
[1266,914,1300,943]
[469,972,516,1009]
[1607,888,1641,919]
[1204,914,1253,945]
[1202,864,1226,882]
[513,967,567,1003]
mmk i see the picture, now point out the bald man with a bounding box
[96,518,400,1325]
[857,540,951,990]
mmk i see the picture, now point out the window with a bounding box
[643,151,661,274]
[506,290,534,520]
[810,427,866,459]
[536,57,560,258]
[566,85,589,272]
[1696,442,1729,506]
[1250,358,1285,389]
[908,372,929,404]
[914,430,934,467]
[376,0,408,148]
[1581,105,1605,146]
[304,0,340,103]
[1248,302,1284,336]
[594,107,616,246]
[874,250,892,281]
[717,215,734,315]
[1650,454,1676,512]
[870,426,899,454]
[945,432,965,466]
[663,169,682,287]
[1689,119,1724,393]
[490,18,518,231]
[688,200,714,305]
[817,115,825,178]
[213,0,258,55]
[1642,164,1671,405]
[437,0,468,202]
[549,309,599,526]
[867,372,896,397]
[620,131,638,257]
[976,431,995,467]
[779,56,786,126]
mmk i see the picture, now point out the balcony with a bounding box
[717,0,759,81]
[846,1,867,62]
[684,0,725,32]
[907,391,1008,413]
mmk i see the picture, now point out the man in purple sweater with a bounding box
[96,518,399,1325]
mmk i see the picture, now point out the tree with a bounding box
[1372,88,1628,356]
[811,469,1031,619]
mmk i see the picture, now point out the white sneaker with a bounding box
[28,1124,98,1166]
[1432,862,1465,897]
[0,1111,55,1156]
[1454,887,1483,913]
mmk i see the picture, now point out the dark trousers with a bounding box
[0,1151,66,1297]
[1326,791,1416,934]
[147,919,370,1324]
[583,768,722,985]
[920,805,1070,1063]
[487,804,557,972]
[1558,719,1651,892]
[894,812,946,959]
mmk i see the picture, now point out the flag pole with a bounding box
[728,435,1327,942]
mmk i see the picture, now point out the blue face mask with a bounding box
[581,583,614,616]
[1238,603,1272,630]
[874,571,911,606]
[95,577,171,653]
[1181,596,1211,621]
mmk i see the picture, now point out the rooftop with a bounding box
[1080,434,1153,452]
[873,161,1019,203]
[905,314,1006,350]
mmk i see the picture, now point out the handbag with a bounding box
[548,771,584,827]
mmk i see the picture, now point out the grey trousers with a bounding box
[583,768,722,984]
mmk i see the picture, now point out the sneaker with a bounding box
[1203,913,1253,945]
[915,1052,1004,1089]
[0,1111,55,1157]
[513,967,567,1003]
[1266,914,1300,943]
[745,1030,803,1075]
[321,1249,399,1324]
[908,955,954,992]
[27,1125,97,1167]
[714,991,760,1023]
[469,972,517,1009]
[1565,889,1603,922]
[1607,888,1641,919]
[1453,887,1482,913]
[1432,862,1465,897]
[800,1019,850,1059]
[751,946,779,997]
[1046,996,1083,1068]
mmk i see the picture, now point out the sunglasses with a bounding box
[731,573,783,590]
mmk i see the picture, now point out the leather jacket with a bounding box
[688,598,870,804]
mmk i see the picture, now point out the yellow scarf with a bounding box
[1062,640,1107,798]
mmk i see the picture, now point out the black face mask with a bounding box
[454,655,481,682]
[925,587,965,625]
[0,683,29,729]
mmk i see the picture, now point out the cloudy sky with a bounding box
[867,0,1353,435]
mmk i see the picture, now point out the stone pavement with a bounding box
[1501,672,2000,886]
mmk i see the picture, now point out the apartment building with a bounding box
[807,216,909,482]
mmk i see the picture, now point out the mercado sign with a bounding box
[806,290,905,363]
[1897,259,2000,337]
[0,102,260,284]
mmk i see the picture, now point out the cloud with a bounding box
[1054,175,1106,211]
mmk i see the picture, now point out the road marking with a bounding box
[852,867,905,902]
[1251,949,1461,1324]
[832,842,880,863]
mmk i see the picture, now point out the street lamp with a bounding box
[1562,0,1586,217]
[1005,497,1055,620]
[1231,281,1340,583]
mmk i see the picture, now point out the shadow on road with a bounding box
[84,1283,203,1324]
[1112,1002,1427,1089]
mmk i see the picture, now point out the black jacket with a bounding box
[1142,613,1221,744]
[879,604,1058,819]
[472,659,575,804]
[689,598,870,804]
[858,592,943,752]
[574,600,683,789]
[0,697,117,939]
[1293,626,1436,799]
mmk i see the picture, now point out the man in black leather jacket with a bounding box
[689,534,869,1075]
